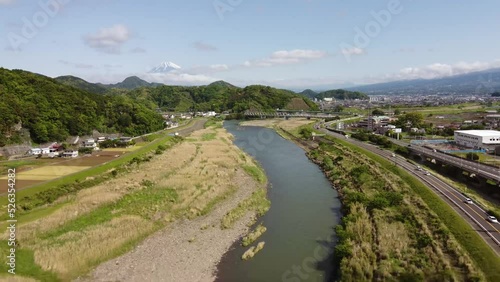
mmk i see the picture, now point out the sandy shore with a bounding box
[74,168,259,282]
[240,118,314,130]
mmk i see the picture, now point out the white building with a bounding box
[28,148,42,155]
[454,130,500,150]
[62,150,79,158]
[28,148,51,155]
[82,139,99,151]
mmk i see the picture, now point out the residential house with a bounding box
[82,139,99,151]
[62,150,79,158]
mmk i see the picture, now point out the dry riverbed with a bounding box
[240,118,314,131]
[1,123,267,282]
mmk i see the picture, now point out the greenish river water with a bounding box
[216,121,342,282]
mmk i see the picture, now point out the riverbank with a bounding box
[77,168,260,282]
[239,118,313,131]
[274,123,490,280]
[0,121,268,281]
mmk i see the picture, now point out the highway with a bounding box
[320,128,500,255]
[392,139,500,183]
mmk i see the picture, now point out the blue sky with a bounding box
[1,0,499,89]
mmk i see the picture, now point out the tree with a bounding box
[396,112,424,130]
[466,152,480,161]
[333,105,344,112]
[299,127,313,140]
[394,109,401,115]
[372,109,385,116]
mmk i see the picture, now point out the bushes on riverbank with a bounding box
[307,138,485,281]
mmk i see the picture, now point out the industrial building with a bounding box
[454,130,500,150]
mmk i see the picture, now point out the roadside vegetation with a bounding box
[0,122,267,281]
[280,121,491,281]
[306,136,489,281]
[303,130,500,281]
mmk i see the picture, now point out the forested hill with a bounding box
[128,84,318,112]
[54,74,317,113]
[56,75,162,91]
[0,68,165,145]
[55,75,108,94]
[0,69,318,145]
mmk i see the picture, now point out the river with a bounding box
[216,121,342,282]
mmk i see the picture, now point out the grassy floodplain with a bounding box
[306,131,500,281]
[0,120,269,281]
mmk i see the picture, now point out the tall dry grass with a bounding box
[32,215,154,279]
[10,126,262,280]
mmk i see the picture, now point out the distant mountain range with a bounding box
[346,68,500,95]
[55,75,163,91]
[56,67,500,97]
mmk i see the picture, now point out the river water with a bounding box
[216,121,342,282]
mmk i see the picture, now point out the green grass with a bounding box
[0,159,40,174]
[221,188,270,229]
[452,153,500,167]
[332,136,500,282]
[242,224,267,247]
[396,102,486,114]
[201,132,217,141]
[0,201,70,230]
[242,164,267,184]
[204,118,223,129]
[199,185,238,216]
[41,185,178,241]
[0,244,60,281]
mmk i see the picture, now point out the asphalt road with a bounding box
[320,128,500,255]
[391,139,500,183]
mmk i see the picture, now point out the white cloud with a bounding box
[187,63,230,74]
[83,72,218,86]
[144,72,219,85]
[341,47,364,56]
[209,64,229,71]
[391,60,500,80]
[84,24,130,54]
[244,49,328,67]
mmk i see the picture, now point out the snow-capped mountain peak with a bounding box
[149,61,181,73]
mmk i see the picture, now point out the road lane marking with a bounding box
[323,130,500,248]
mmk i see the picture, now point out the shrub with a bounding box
[78,147,93,155]
[466,152,480,161]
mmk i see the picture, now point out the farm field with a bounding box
[0,150,127,193]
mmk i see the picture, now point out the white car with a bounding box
[487,216,498,223]
[464,198,473,204]
[424,171,431,176]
